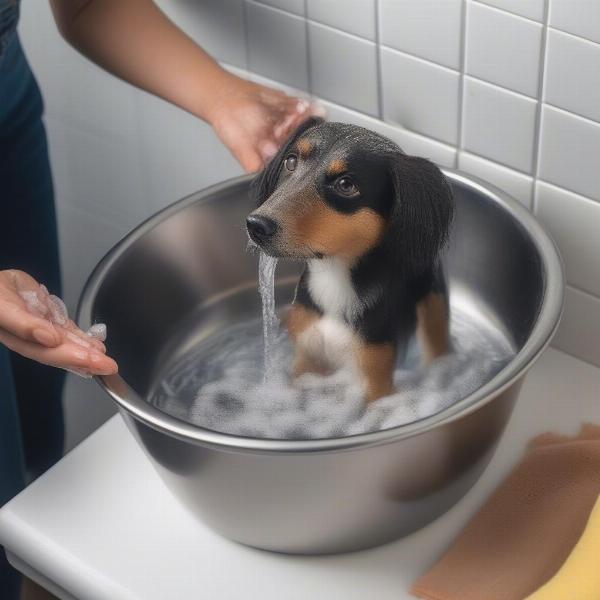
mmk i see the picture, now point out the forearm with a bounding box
[49,0,230,122]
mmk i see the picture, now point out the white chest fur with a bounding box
[297,259,361,370]
[307,258,362,321]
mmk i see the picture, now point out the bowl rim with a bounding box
[78,170,565,454]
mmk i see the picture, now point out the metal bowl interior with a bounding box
[78,170,564,454]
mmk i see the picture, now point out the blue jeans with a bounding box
[0,34,65,598]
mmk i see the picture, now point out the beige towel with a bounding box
[411,424,600,600]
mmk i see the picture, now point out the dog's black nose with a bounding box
[246,215,278,240]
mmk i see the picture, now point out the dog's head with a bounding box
[247,119,454,272]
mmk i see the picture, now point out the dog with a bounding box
[246,118,454,402]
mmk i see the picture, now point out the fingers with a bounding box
[0,296,62,348]
[0,269,118,378]
[62,319,107,353]
[2,269,108,352]
[0,327,118,376]
[257,139,278,163]
[272,98,326,144]
[309,103,327,118]
[273,99,307,142]
[253,99,323,169]
[6,269,42,292]
[0,270,62,347]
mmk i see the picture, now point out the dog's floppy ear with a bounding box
[385,155,454,274]
[251,116,324,206]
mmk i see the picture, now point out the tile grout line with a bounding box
[460,150,536,178]
[241,0,251,72]
[536,178,600,205]
[566,283,600,304]
[531,0,551,214]
[543,100,600,127]
[470,0,544,25]
[233,57,584,183]
[253,0,600,49]
[304,0,313,97]
[239,4,598,199]
[130,93,153,220]
[374,0,384,120]
[552,344,600,372]
[456,0,469,169]
[458,149,535,177]
[247,0,600,118]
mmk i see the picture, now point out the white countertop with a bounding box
[1,347,599,600]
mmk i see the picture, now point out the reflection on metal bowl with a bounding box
[79,171,564,554]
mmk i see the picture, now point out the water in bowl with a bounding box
[149,253,515,440]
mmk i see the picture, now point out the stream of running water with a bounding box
[258,252,279,381]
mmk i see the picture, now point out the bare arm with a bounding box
[50,0,228,122]
[49,0,322,171]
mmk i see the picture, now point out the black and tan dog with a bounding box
[246,118,454,402]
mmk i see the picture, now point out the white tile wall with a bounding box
[544,28,600,123]
[549,0,600,45]
[307,0,375,40]
[476,0,545,22]
[381,49,460,144]
[466,1,543,97]
[462,77,537,172]
[553,287,600,367]
[459,152,533,208]
[21,2,139,144]
[320,99,458,168]
[47,122,148,227]
[254,0,305,16]
[16,0,600,447]
[135,90,243,214]
[156,0,247,69]
[246,1,309,90]
[535,182,600,298]
[379,0,463,69]
[308,23,378,116]
[538,105,600,202]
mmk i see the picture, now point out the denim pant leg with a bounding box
[0,33,65,600]
[0,346,25,599]
[0,35,65,480]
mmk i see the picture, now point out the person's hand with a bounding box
[207,73,325,172]
[0,270,118,377]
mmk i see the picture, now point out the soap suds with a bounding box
[18,287,108,377]
[150,308,513,440]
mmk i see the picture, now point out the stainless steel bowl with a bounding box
[79,171,564,554]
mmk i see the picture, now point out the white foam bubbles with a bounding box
[150,305,514,440]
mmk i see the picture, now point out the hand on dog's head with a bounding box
[247,118,454,274]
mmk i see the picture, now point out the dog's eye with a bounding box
[335,176,359,197]
[284,154,297,171]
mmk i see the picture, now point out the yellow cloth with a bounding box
[526,493,600,600]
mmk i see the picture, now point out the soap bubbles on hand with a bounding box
[18,286,109,378]
[86,323,107,342]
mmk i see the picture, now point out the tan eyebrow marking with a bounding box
[327,159,347,176]
[297,138,313,158]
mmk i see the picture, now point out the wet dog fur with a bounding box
[247,118,454,402]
